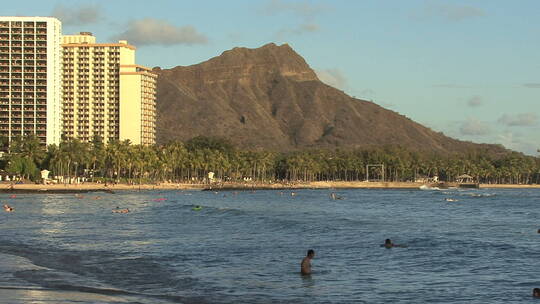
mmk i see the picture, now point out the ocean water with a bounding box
[0,188,539,303]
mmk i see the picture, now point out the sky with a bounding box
[6,0,540,155]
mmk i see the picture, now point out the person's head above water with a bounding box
[307,249,315,258]
[533,288,540,297]
[383,239,394,248]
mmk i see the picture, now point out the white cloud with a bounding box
[415,3,485,22]
[112,18,208,46]
[498,113,538,127]
[496,132,539,156]
[275,22,320,38]
[315,68,347,90]
[52,4,102,26]
[459,118,491,136]
[467,96,483,107]
[262,0,326,38]
[359,89,376,98]
[261,0,326,17]
[432,84,473,88]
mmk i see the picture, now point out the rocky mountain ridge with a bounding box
[154,43,507,154]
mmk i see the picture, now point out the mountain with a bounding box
[154,43,506,154]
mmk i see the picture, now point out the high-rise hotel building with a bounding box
[61,33,156,145]
[0,17,62,146]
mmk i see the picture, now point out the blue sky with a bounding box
[7,0,540,155]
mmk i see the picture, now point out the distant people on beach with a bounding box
[381,239,407,248]
[3,204,13,212]
[301,249,315,275]
[533,288,540,298]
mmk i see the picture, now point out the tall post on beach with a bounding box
[365,164,368,182]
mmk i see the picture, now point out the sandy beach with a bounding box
[1,181,538,193]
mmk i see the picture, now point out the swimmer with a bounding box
[3,204,13,212]
[291,192,296,196]
[381,239,407,248]
[301,249,315,275]
[330,193,343,200]
[9,195,16,199]
[533,288,540,298]
[112,206,129,213]
[538,229,540,234]
[193,205,202,211]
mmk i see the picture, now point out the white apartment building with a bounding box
[0,17,62,146]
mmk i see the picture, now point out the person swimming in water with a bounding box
[301,249,315,275]
[381,239,407,248]
[112,207,129,213]
[3,204,13,212]
[533,288,540,298]
[330,192,343,200]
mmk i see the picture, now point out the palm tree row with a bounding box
[3,135,540,184]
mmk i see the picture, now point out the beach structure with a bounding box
[456,174,479,188]
[0,17,63,146]
[61,32,156,145]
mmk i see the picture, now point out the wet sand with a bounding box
[1,181,538,193]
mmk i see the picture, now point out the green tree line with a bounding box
[3,135,540,184]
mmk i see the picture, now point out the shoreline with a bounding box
[0,181,539,193]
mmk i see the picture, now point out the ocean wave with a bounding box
[0,239,202,301]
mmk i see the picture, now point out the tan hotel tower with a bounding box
[61,32,156,145]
